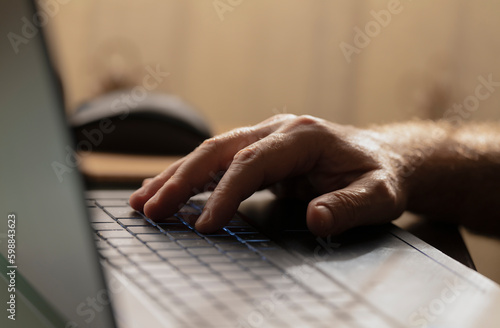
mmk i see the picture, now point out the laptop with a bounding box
[1,1,500,327]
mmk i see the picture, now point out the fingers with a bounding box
[137,120,289,221]
[129,114,303,214]
[129,157,187,211]
[306,171,404,236]
[195,130,320,233]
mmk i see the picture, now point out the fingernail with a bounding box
[195,209,211,231]
[145,194,157,207]
[315,205,334,232]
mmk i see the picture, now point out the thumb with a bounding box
[306,172,404,236]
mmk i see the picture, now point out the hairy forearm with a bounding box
[373,120,500,235]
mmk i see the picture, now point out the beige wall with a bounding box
[42,0,500,283]
[45,0,500,130]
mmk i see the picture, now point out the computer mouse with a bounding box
[69,90,212,155]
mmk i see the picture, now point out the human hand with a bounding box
[129,114,409,236]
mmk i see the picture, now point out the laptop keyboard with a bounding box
[87,197,394,328]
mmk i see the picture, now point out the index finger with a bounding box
[141,120,288,221]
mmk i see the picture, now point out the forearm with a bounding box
[373,120,500,234]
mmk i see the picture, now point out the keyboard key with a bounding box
[219,270,255,280]
[177,239,213,248]
[231,279,266,289]
[238,259,271,268]
[128,253,163,263]
[117,245,152,255]
[248,266,283,276]
[92,222,123,230]
[159,224,192,232]
[200,283,234,293]
[153,216,183,224]
[178,266,213,275]
[199,255,234,264]
[106,257,134,267]
[168,257,204,267]
[208,262,243,272]
[261,275,295,288]
[155,279,193,291]
[205,236,238,244]
[88,208,115,223]
[117,218,151,226]
[189,273,225,283]
[128,226,163,234]
[167,232,201,240]
[147,241,183,250]
[107,238,144,247]
[98,230,134,239]
[187,248,223,256]
[156,249,191,258]
[235,233,270,242]
[213,296,255,314]
[245,241,279,250]
[105,207,142,218]
[136,234,172,242]
[226,226,259,233]
[225,218,247,226]
[96,199,129,207]
[226,252,262,260]
[282,291,320,304]
[202,229,232,237]
[216,243,252,252]
[138,262,175,271]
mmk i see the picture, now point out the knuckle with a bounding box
[333,190,364,224]
[200,137,219,152]
[232,146,260,166]
[372,176,393,197]
[283,115,327,134]
[200,127,256,153]
[224,126,255,139]
[271,113,297,121]
[370,173,402,211]
[293,115,323,127]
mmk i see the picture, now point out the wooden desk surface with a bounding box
[79,152,182,186]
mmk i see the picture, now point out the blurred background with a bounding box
[40,0,500,282]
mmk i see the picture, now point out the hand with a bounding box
[129,114,408,236]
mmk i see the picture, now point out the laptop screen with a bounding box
[0,1,115,327]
